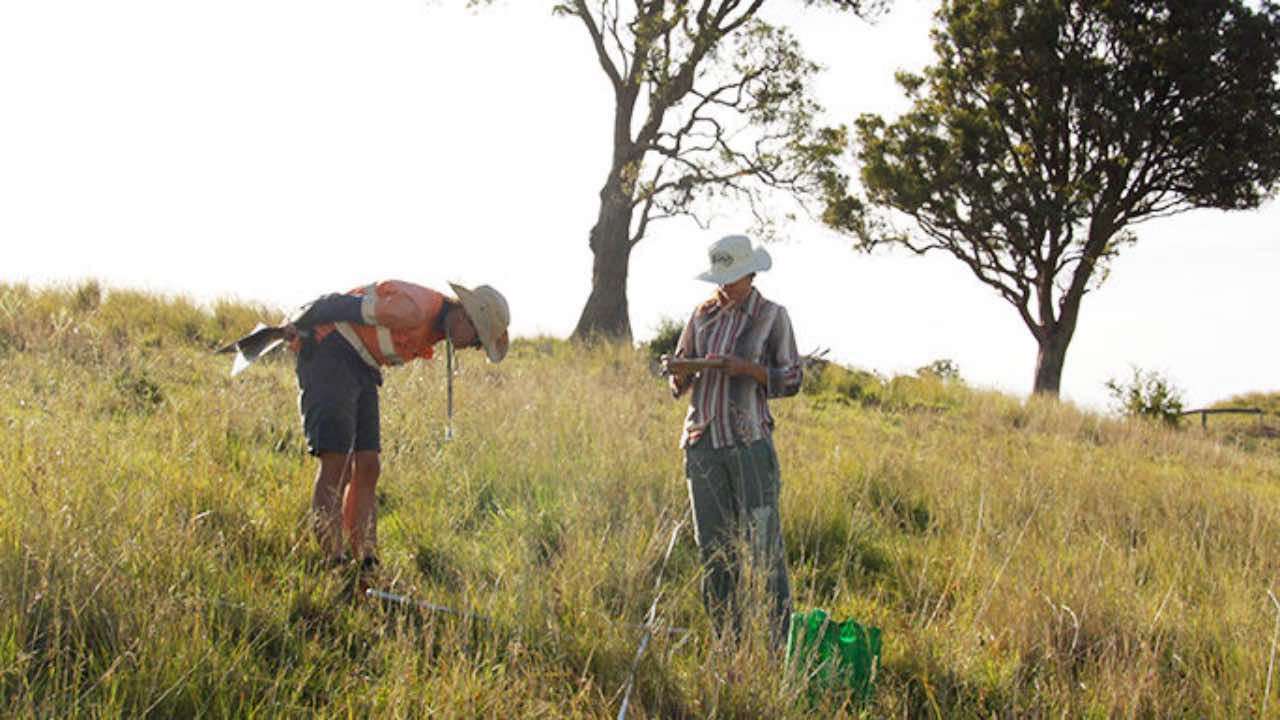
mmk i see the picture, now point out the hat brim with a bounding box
[449,282,509,363]
[695,247,772,284]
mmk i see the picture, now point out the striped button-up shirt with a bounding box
[672,287,803,449]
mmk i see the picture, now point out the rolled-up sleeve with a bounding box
[765,307,802,398]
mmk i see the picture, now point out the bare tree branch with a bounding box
[572,0,623,90]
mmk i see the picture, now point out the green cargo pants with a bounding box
[685,436,791,643]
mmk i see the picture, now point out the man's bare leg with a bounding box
[313,451,353,562]
[343,450,381,562]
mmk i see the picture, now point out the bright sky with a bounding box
[2,0,1276,410]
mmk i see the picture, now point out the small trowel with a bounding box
[215,323,287,376]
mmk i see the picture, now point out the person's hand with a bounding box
[279,323,299,343]
[659,354,693,379]
[710,354,766,384]
[709,354,748,376]
[667,373,683,396]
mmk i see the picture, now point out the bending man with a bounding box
[283,280,509,570]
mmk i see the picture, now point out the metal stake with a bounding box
[617,517,686,720]
[445,336,455,442]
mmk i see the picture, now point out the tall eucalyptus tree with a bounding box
[478,0,884,339]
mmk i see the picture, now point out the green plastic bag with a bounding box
[786,608,882,707]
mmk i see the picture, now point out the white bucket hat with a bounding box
[695,234,772,285]
[449,282,510,363]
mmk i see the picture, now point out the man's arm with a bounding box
[712,308,800,392]
[665,314,699,398]
[763,307,803,398]
[288,293,365,329]
[289,282,436,334]
[718,355,769,386]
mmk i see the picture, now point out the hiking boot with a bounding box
[355,556,381,596]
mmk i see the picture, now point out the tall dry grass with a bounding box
[1,280,1279,717]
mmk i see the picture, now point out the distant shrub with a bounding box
[643,316,684,362]
[803,360,967,415]
[1105,368,1184,426]
[916,358,961,381]
[883,374,958,411]
[802,362,885,405]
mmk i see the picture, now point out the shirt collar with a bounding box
[714,286,760,315]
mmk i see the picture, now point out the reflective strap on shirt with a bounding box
[334,322,381,369]
[376,326,404,365]
[360,284,378,324]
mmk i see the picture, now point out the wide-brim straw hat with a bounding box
[695,234,772,285]
[449,282,510,363]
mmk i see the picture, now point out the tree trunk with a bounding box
[572,179,635,341]
[1032,324,1075,397]
[1031,240,1100,396]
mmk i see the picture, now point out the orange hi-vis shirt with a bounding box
[308,281,447,368]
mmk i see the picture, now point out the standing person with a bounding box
[662,234,803,644]
[279,280,510,570]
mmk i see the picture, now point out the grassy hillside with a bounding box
[2,281,1279,718]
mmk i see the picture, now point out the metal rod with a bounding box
[445,337,455,442]
[364,588,687,637]
[366,588,487,621]
[1264,590,1280,718]
[618,518,687,720]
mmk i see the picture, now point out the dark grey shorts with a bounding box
[296,333,382,456]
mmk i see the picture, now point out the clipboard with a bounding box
[662,357,727,373]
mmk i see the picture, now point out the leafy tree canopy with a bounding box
[824,0,1280,393]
